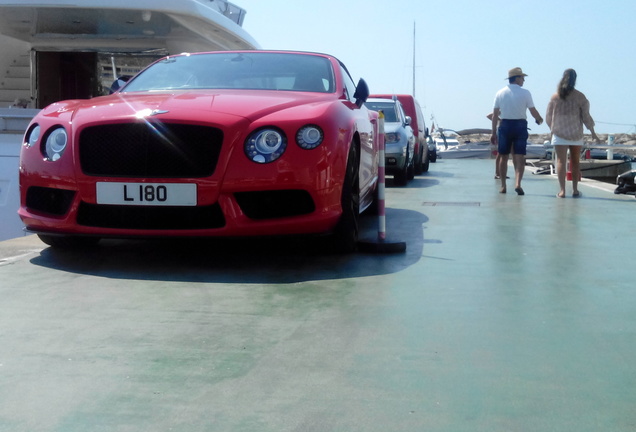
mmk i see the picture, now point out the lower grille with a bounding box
[234,190,315,220]
[77,202,225,230]
[26,187,75,216]
[79,123,223,178]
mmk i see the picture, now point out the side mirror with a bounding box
[404,116,412,126]
[353,78,369,108]
[109,75,132,94]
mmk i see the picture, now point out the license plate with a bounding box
[96,182,197,206]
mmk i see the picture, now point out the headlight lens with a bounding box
[385,132,399,143]
[245,128,287,163]
[296,125,323,149]
[44,127,68,161]
[25,125,41,148]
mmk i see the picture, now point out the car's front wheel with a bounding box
[407,152,415,181]
[330,141,360,253]
[394,149,410,186]
[422,150,430,172]
[429,149,437,163]
[414,146,424,175]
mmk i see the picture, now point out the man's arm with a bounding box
[490,107,500,145]
[529,107,543,125]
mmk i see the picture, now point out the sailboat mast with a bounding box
[412,22,416,97]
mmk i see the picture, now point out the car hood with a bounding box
[46,90,336,126]
[383,122,404,133]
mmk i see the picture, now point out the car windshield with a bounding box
[122,52,335,93]
[364,101,399,122]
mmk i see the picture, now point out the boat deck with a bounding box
[1,159,635,431]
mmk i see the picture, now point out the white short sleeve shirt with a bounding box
[493,84,535,120]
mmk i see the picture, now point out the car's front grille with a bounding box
[77,202,226,230]
[79,123,223,178]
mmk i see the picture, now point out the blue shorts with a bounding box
[497,119,528,155]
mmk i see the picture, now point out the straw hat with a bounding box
[507,67,528,79]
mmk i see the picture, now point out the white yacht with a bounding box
[0,0,259,241]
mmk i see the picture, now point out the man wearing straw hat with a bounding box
[490,67,543,195]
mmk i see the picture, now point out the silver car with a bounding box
[364,98,415,185]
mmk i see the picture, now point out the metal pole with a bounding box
[412,22,416,97]
[111,56,118,81]
[377,111,386,240]
[357,110,406,253]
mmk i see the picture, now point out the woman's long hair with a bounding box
[558,68,577,99]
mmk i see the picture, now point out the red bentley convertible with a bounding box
[19,51,379,252]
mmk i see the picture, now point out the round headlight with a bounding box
[245,128,287,163]
[296,125,324,149]
[25,125,41,148]
[44,128,68,161]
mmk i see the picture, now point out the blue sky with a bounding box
[238,0,635,135]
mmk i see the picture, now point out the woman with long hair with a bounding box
[546,69,600,197]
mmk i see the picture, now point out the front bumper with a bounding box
[19,181,344,238]
[384,143,408,174]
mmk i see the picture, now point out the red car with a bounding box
[19,51,379,252]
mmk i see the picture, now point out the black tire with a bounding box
[430,149,437,163]
[394,169,407,185]
[407,151,415,181]
[422,150,430,172]
[414,146,424,175]
[38,234,100,249]
[393,149,409,186]
[330,142,360,253]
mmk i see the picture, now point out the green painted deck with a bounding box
[1,159,635,431]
